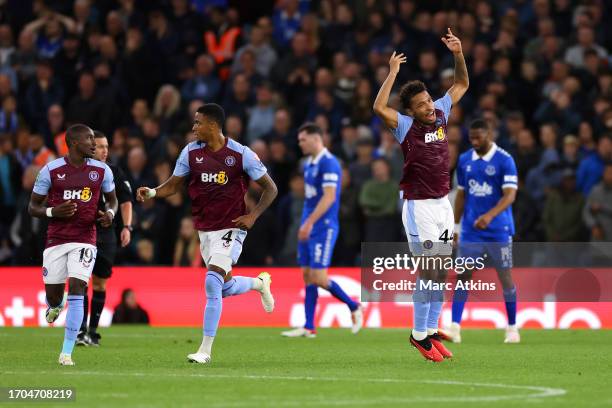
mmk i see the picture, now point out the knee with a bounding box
[205,272,223,298]
[68,278,87,295]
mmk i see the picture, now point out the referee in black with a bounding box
[77,130,133,346]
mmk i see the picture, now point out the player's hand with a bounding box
[120,227,131,247]
[136,187,154,202]
[441,28,462,54]
[52,200,77,218]
[388,51,406,75]
[233,213,257,230]
[97,210,114,227]
[298,220,313,241]
[474,213,493,230]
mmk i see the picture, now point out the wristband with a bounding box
[46,207,53,218]
[106,209,115,218]
[454,223,461,232]
[145,189,157,198]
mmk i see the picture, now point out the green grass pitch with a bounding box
[1,327,611,407]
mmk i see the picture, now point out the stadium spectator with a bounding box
[583,163,612,241]
[543,169,586,242]
[112,289,150,324]
[1,1,612,267]
[173,217,200,267]
[576,135,612,195]
[358,158,400,242]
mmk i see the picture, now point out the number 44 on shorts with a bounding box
[221,231,233,248]
[439,229,453,243]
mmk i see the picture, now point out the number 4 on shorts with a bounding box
[222,231,233,244]
[439,229,452,243]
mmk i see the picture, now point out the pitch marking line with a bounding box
[4,370,566,404]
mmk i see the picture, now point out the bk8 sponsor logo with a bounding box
[424,127,446,143]
[63,187,92,202]
[201,171,228,185]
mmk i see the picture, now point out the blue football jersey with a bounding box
[457,143,518,238]
[302,148,341,230]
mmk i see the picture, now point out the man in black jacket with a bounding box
[77,130,133,346]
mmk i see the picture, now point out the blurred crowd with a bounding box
[0,0,611,267]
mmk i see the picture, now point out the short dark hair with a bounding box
[470,119,490,131]
[93,130,107,139]
[197,103,225,128]
[399,80,428,110]
[298,122,323,137]
[65,124,92,146]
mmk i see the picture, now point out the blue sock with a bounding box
[62,295,84,355]
[427,288,444,331]
[327,280,358,311]
[413,278,430,335]
[304,284,318,330]
[452,288,469,324]
[222,276,252,297]
[503,286,517,326]
[204,272,223,337]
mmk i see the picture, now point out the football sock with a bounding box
[222,276,253,297]
[304,284,318,330]
[412,278,430,341]
[89,290,106,333]
[503,286,517,326]
[62,295,84,355]
[197,335,215,355]
[327,280,358,311]
[452,288,469,324]
[203,271,223,337]
[427,288,444,334]
[80,292,88,332]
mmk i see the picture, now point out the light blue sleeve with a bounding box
[456,156,466,190]
[320,158,341,189]
[102,164,115,193]
[173,145,191,177]
[391,112,413,144]
[32,165,51,195]
[434,92,453,122]
[501,156,518,189]
[243,147,267,180]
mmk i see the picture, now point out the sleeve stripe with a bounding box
[322,182,338,188]
[456,185,465,190]
[502,184,518,189]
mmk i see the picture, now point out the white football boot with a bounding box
[504,325,521,343]
[58,353,74,366]
[281,327,316,338]
[442,322,462,343]
[351,305,364,334]
[257,272,275,313]
[187,352,211,364]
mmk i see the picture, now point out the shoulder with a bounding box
[88,158,112,172]
[458,150,472,165]
[46,157,66,172]
[321,151,341,169]
[495,146,513,160]
[183,140,204,154]
[226,138,248,156]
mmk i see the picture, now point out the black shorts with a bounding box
[93,239,117,279]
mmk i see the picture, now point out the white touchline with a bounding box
[5,371,566,404]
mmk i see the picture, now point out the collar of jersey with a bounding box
[308,148,328,165]
[471,143,497,162]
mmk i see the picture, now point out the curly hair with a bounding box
[399,80,427,110]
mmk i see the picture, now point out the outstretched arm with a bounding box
[373,51,407,129]
[136,176,185,202]
[441,28,469,104]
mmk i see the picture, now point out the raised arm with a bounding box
[373,51,407,129]
[441,28,469,104]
